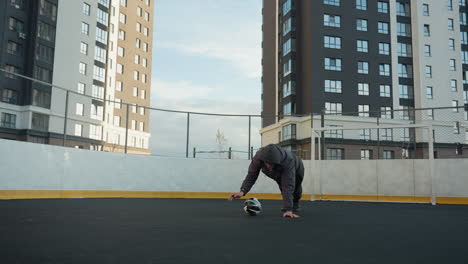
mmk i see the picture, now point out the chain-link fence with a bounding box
[1,69,467,160]
[0,69,263,159]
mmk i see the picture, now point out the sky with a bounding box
[149,0,263,158]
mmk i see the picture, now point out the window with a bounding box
[76,103,84,116]
[33,66,52,83]
[452,100,459,112]
[284,59,293,76]
[39,0,57,21]
[398,43,412,57]
[92,85,104,99]
[10,0,23,9]
[283,80,296,97]
[137,7,142,16]
[425,65,432,78]
[426,86,433,99]
[399,85,413,99]
[117,64,123,74]
[358,83,369,95]
[119,30,126,40]
[136,23,142,32]
[116,81,123,92]
[143,43,148,52]
[423,4,429,16]
[380,85,391,97]
[7,41,21,55]
[37,21,55,41]
[98,0,109,7]
[79,62,87,75]
[81,22,89,35]
[282,124,297,140]
[381,129,393,141]
[360,129,371,140]
[398,64,413,78]
[73,124,82,137]
[379,43,390,55]
[133,87,138,97]
[448,0,454,10]
[424,45,431,56]
[140,106,145,115]
[283,0,292,15]
[134,71,139,81]
[397,22,411,37]
[132,104,137,113]
[324,14,341,27]
[96,27,108,44]
[83,2,90,15]
[450,59,456,71]
[357,40,368,52]
[135,55,140,64]
[448,18,454,30]
[325,102,342,114]
[283,39,292,55]
[145,0,150,6]
[118,46,125,57]
[97,9,109,25]
[144,27,149,36]
[451,80,457,92]
[324,80,342,93]
[427,109,434,120]
[358,61,369,74]
[381,107,392,119]
[8,17,24,33]
[80,42,88,55]
[380,64,390,76]
[139,122,145,132]
[0,113,16,128]
[357,19,368,31]
[325,125,343,139]
[283,102,292,116]
[143,58,148,68]
[465,91,468,104]
[141,90,146,99]
[324,0,340,6]
[120,13,126,24]
[401,105,414,120]
[325,58,342,71]
[463,51,468,64]
[358,104,369,117]
[31,112,49,131]
[121,0,127,6]
[78,83,85,94]
[378,22,389,34]
[142,74,147,83]
[2,89,18,104]
[324,36,341,49]
[356,0,367,10]
[361,150,372,160]
[114,116,121,126]
[93,66,105,82]
[95,46,106,63]
[89,125,103,140]
[462,32,468,44]
[115,99,121,109]
[326,149,343,160]
[136,38,141,48]
[461,12,467,25]
[383,150,394,159]
[283,17,292,35]
[396,2,410,16]
[424,25,430,36]
[90,102,104,120]
[378,2,389,13]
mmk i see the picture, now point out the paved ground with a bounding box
[1,198,468,264]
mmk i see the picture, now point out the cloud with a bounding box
[149,79,262,158]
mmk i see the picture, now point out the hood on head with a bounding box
[258,144,282,164]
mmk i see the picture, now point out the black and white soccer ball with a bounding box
[244,198,262,216]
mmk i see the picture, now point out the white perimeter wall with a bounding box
[1,139,467,198]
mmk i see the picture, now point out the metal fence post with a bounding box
[193,147,196,158]
[377,117,380,159]
[248,115,251,160]
[321,111,325,160]
[62,90,69,147]
[186,112,190,158]
[428,125,436,205]
[124,104,129,154]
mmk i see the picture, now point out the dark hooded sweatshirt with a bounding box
[239,144,303,211]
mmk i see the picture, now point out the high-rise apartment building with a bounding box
[0,0,153,154]
[261,0,468,159]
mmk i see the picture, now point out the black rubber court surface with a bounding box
[1,198,468,264]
